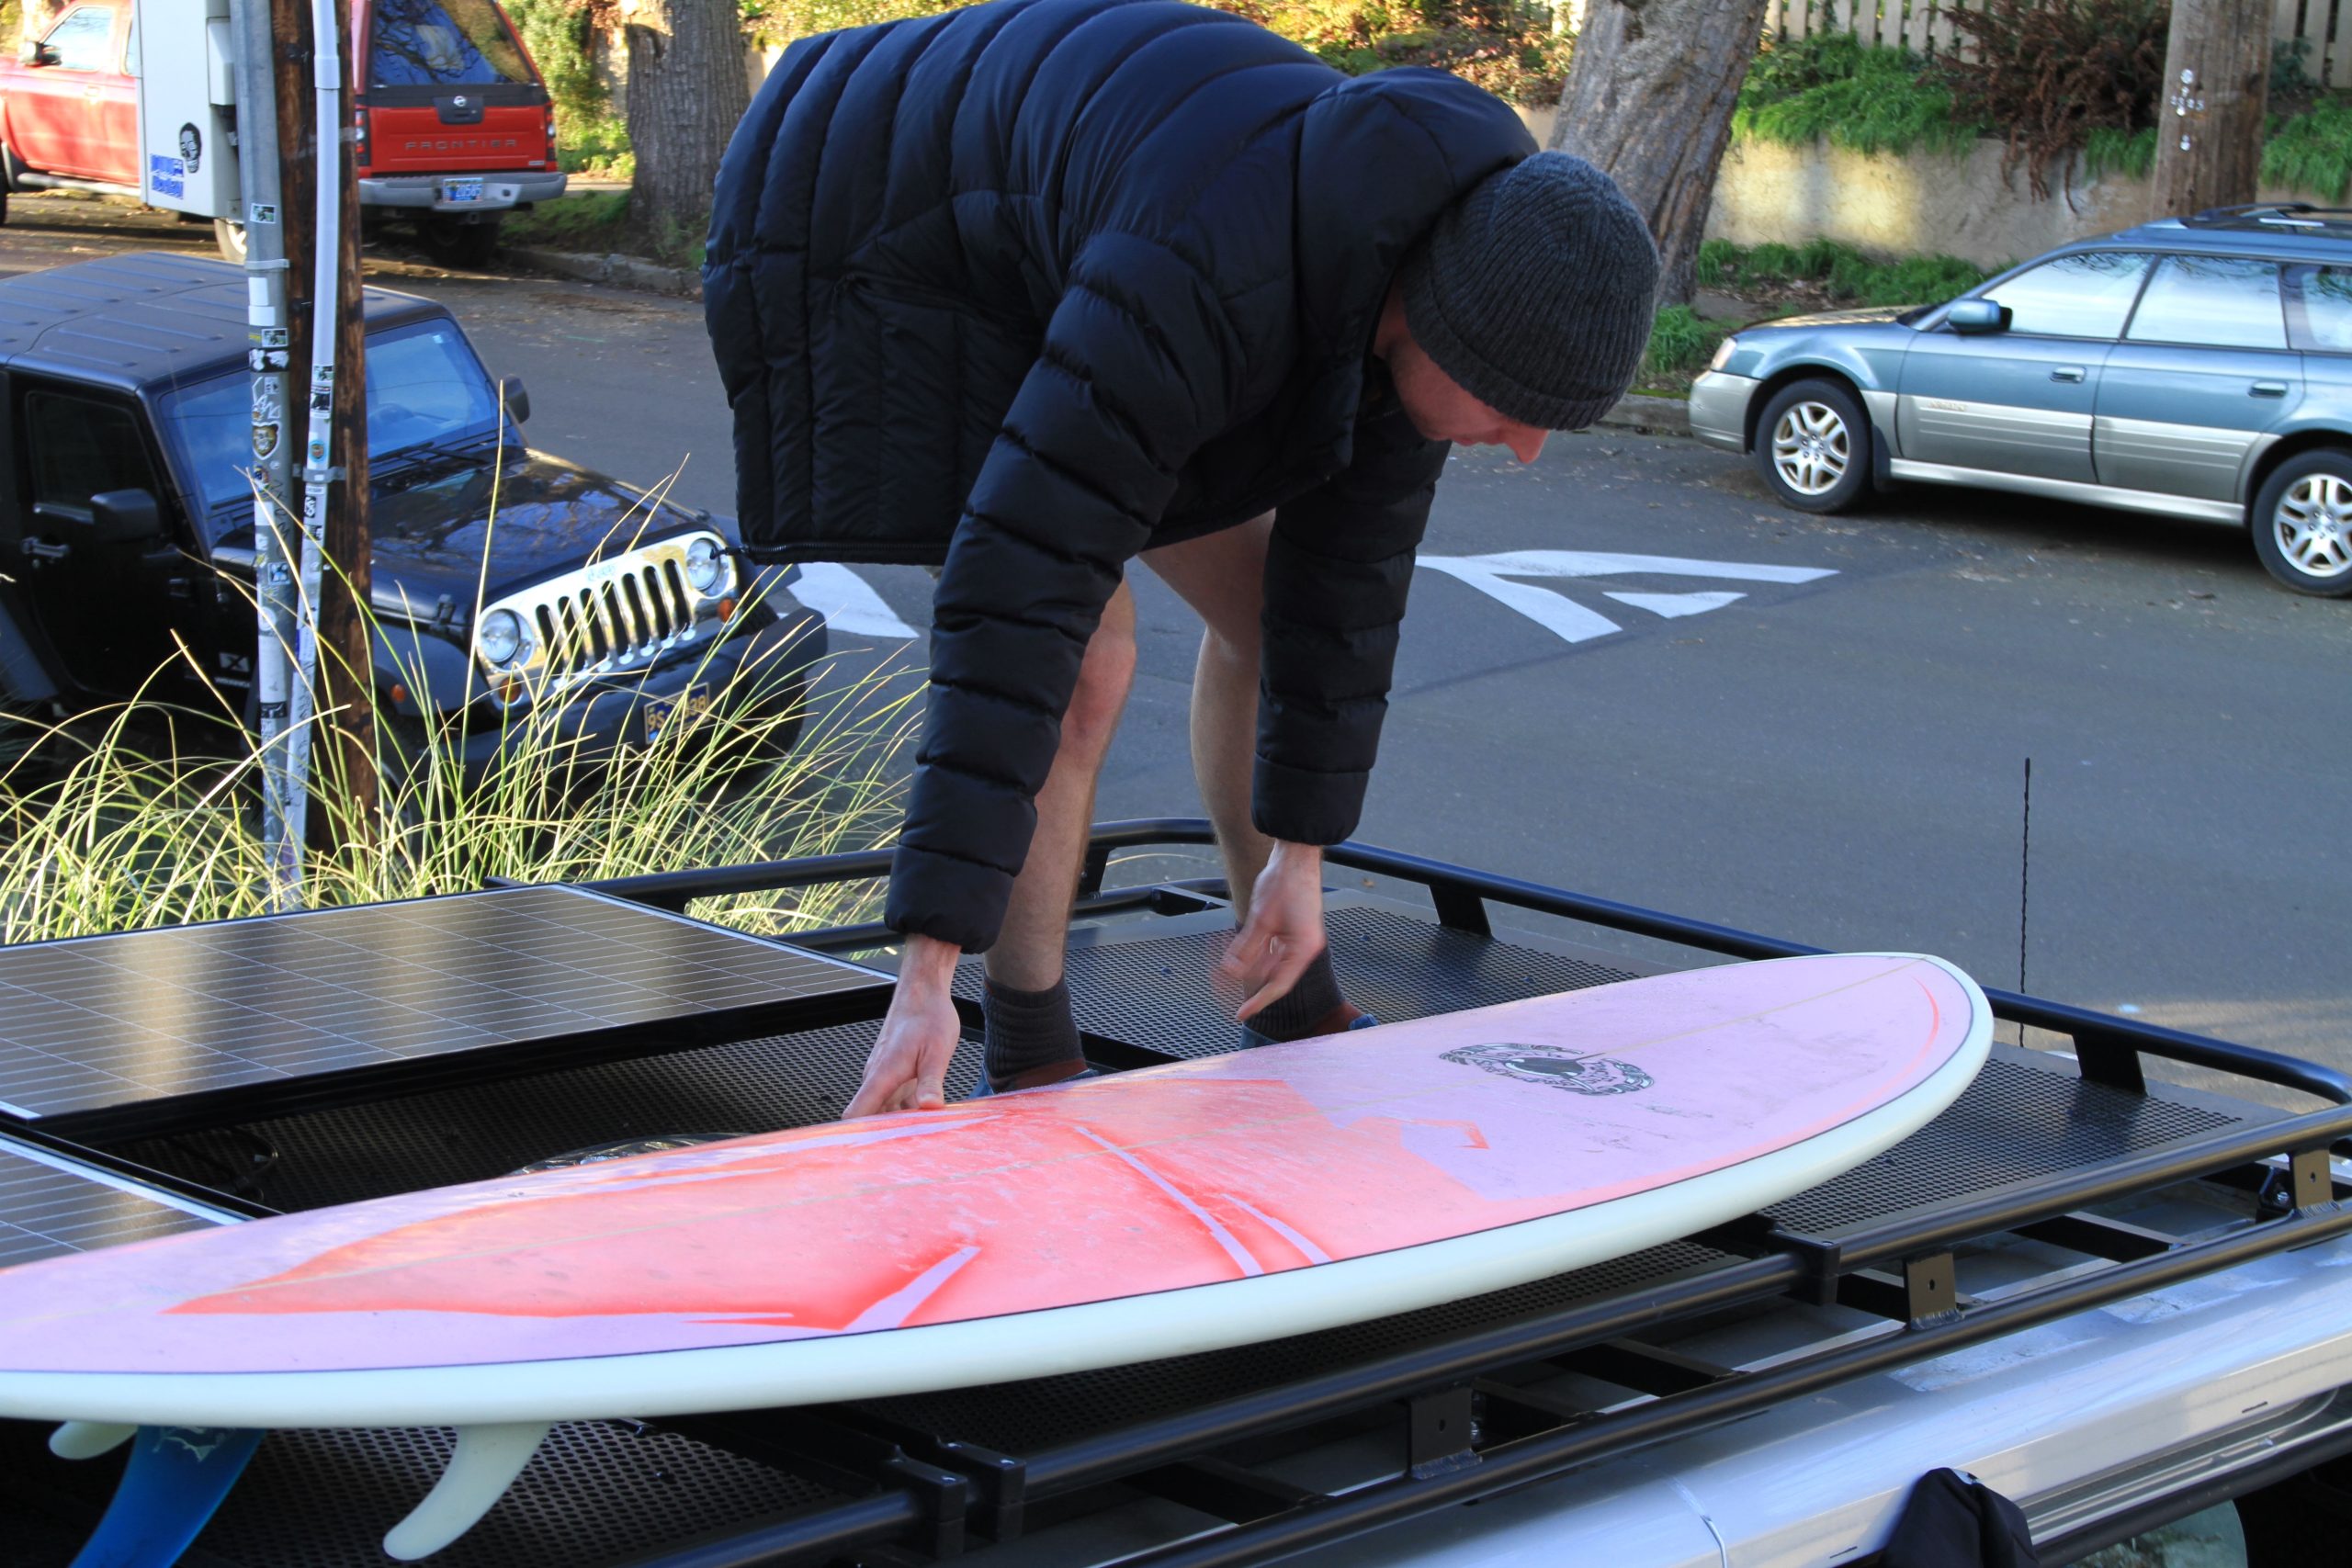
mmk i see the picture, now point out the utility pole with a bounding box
[269,0,319,871]
[231,0,300,908]
[319,0,375,841]
[2149,0,2273,219]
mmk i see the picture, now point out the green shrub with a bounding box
[508,0,635,175]
[1735,36,1977,159]
[1698,239,1995,307]
[1643,305,1729,380]
[2265,96,2352,202]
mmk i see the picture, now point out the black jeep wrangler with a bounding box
[0,253,824,770]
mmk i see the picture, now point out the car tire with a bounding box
[214,219,246,264]
[2248,447,2352,597]
[419,216,500,268]
[1754,378,1871,514]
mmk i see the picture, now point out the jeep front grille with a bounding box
[472,531,734,700]
[534,557,695,677]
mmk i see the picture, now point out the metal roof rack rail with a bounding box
[2182,202,2352,231]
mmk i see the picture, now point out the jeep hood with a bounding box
[215,447,715,617]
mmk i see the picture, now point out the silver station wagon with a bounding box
[1690,205,2352,595]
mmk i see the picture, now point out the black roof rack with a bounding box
[2182,202,2352,232]
[8,819,2352,1567]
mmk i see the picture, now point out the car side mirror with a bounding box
[1947,299,2010,335]
[20,40,57,66]
[497,375,530,424]
[88,489,164,546]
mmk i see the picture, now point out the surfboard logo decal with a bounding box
[1442,1043,1654,1096]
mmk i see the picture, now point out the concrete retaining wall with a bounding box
[1521,106,2335,270]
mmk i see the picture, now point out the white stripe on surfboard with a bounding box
[1074,1127,1265,1278]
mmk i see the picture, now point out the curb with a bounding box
[1591,393,1690,437]
[508,246,697,298]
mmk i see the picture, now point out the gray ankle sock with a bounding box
[1248,949,1347,1041]
[983,976,1081,1088]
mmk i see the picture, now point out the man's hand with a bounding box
[843,934,964,1118]
[1219,840,1328,1022]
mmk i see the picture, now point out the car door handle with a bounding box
[2251,380,2290,398]
[2050,367,2086,383]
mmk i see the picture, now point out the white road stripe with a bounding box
[789,562,921,639]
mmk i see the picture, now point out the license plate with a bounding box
[442,177,484,204]
[644,685,709,745]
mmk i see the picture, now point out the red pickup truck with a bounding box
[0,0,564,265]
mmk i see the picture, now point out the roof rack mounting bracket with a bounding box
[2289,1146,2339,1217]
[1693,1213,1845,1306]
[1903,1250,1962,1329]
[2071,1024,2148,1095]
[1408,1386,1482,1479]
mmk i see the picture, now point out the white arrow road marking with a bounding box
[1417,557,1623,643]
[788,561,922,639]
[1417,550,1836,646]
[1604,590,1747,618]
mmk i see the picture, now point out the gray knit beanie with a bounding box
[1399,153,1660,431]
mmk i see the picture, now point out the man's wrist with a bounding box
[898,932,963,990]
[1266,840,1324,875]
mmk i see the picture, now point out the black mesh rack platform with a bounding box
[3,819,2349,1568]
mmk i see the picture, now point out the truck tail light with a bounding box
[544,103,557,156]
[352,105,368,169]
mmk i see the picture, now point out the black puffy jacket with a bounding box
[705,0,1533,950]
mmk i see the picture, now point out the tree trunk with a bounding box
[2148,0,2272,220]
[1549,0,1773,309]
[319,0,375,842]
[616,0,750,248]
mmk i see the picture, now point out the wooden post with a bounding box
[271,0,325,854]
[318,0,376,840]
[2149,0,2275,220]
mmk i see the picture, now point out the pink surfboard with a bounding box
[0,952,1988,1438]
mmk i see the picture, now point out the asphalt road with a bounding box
[6,197,2347,1093]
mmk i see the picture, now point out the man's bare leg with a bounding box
[1146,518,1363,1040]
[981,576,1137,1004]
[1141,516,1273,918]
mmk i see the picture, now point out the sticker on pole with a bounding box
[147,155,187,201]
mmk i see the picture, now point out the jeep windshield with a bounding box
[160,319,516,536]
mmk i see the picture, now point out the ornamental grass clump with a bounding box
[0,472,920,945]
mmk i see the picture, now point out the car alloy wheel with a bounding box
[1771,401,1849,497]
[2271,472,2352,583]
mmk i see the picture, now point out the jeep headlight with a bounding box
[684,536,726,593]
[1709,334,1740,372]
[478,608,524,667]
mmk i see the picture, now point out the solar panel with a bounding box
[0,886,880,1127]
[0,1138,237,1269]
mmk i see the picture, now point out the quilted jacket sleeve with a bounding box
[885,235,1244,951]
[1252,403,1447,846]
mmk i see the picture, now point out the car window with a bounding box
[122,16,136,74]
[2291,266,2352,354]
[25,392,156,514]
[368,0,532,87]
[2125,255,2287,350]
[160,321,512,527]
[40,6,118,73]
[1979,253,2153,339]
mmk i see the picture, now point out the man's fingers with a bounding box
[1235,943,1317,1021]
